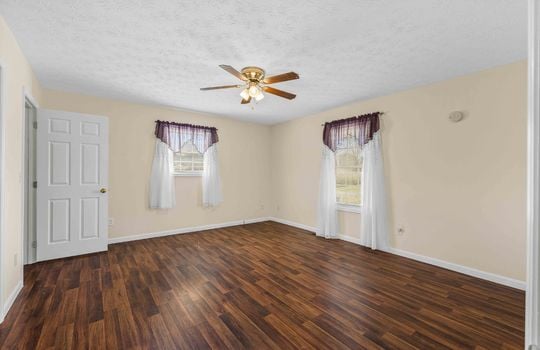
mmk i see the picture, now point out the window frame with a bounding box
[172,141,204,177]
[337,203,362,213]
[334,137,363,209]
[173,170,203,177]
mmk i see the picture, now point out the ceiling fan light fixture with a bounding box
[248,84,261,98]
[201,65,298,103]
[240,88,250,100]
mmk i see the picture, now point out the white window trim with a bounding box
[337,203,362,213]
[173,170,202,177]
[172,141,203,177]
[335,138,362,211]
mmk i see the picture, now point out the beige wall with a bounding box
[0,17,43,307]
[42,90,273,238]
[271,61,527,281]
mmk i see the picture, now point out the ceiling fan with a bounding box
[200,65,299,104]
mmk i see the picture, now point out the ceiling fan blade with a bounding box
[263,72,299,84]
[219,65,247,81]
[262,86,296,100]
[241,96,251,104]
[200,84,242,91]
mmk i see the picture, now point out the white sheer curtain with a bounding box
[319,113,387,248]
[150,121,223,209]
[202,144,223,207]
[149,140,176,209]
[317,145,338,238]
[360,131,388,250]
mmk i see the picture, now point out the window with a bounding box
[173,141,204,176]
[335,137,362,206]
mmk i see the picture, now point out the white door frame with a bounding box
[527,0,540,348]
[0,62,5,322]
[19,89,38,282]
[22,95,37,265]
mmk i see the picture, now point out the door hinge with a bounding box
[33,181,37,188]
[31,241,37,249]
[33,121,37,129]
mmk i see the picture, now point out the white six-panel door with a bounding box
[36,109,108,261]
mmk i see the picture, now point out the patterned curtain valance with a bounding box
[322,112,381,152]
[154,120,219,153]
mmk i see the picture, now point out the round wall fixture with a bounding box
[449,111,464,123]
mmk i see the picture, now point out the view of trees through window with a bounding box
[335,138,362,205]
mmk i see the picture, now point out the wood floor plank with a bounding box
[0,221,525,349]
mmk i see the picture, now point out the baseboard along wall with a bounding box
[108,217,271,244]
[0,280,23,323]
[269,217,526,290]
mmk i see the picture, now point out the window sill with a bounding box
[337,203,362,214]
[173,172,202,177]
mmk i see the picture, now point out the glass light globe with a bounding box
[240,88,250,100]
[248,85,261,97]
[255,92,264,101]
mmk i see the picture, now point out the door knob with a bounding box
[100,188,107,194]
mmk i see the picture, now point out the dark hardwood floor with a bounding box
[0,221,524,349]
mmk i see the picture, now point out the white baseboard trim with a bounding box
[337,234,363,245]
[0,280,23,323]
[383,247,526,290]
[243,217,272,225]
[269,217,317,233]
[269,217,526,291]
[108,217,271,244]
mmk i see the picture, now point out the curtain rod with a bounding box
[320,112,384,126]
[155,119,218,130]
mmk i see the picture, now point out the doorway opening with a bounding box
[23,99,37,265]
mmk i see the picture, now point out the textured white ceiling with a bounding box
[0,0,527,124]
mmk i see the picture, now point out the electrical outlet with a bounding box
[396,227,405,236]
[259,204,264,210]
[13,253,17,266]
[108,218,114,226]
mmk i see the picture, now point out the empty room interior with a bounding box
[1,0,540,349]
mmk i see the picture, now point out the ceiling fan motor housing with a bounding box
[241,66,266,82]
